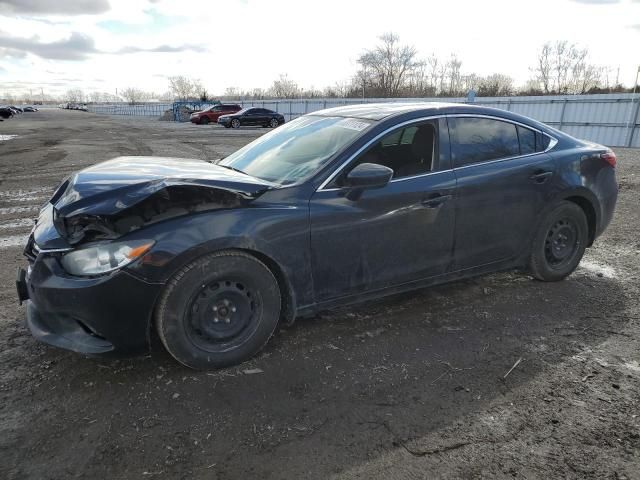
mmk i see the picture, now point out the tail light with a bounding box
[600,151,616,168]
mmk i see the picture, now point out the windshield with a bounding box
[219,115,372,185]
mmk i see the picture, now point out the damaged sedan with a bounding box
[17,103,618,369]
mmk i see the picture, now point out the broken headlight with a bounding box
[60,239,154,276]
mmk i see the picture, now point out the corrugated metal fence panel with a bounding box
[89,94,640,147]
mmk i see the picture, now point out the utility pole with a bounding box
[625,65,640,147]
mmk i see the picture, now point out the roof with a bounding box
[312,102,462,120]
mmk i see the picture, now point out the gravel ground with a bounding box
[0,110,638,479]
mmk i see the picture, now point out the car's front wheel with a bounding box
[231,119,240,129]
[200,117,209,125]
[156,251,281,369]
[529,201,588,282]
[270,118,279,128]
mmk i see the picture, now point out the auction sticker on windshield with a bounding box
[338,119,370,131]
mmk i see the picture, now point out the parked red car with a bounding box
[190,104,242,125]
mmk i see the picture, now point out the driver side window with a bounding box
[336,120,438,186]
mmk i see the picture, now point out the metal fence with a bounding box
[88,93,640,147]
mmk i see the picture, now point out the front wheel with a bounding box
[529,201,588,282]
[270,118,279,128]
[231,119,240,129]
[156,251,281,370]
[200,117,210,125]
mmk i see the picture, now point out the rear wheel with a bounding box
[529,201,588,282]
[156,251,281,369]
[231,119,240,129]
[200,117,210,125]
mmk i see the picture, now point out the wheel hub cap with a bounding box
[188,281,255,345]
[545,218,578,266]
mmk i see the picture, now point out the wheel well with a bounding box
[565,195,596,246]
[238,248,296,326]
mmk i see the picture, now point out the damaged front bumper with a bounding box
[19,244,163,356]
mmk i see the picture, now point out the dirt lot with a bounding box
[0,110,638,479]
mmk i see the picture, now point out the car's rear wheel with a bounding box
[231,119,240,129]
[200,117,209,125]
[270,118,279,128]
[529,201,588,282]
[156,251,281,370]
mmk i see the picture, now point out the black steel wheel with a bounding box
[156,251,281,369]
[529,201,588,281]
[200,116,210,125]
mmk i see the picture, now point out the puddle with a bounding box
[0,135,18,142]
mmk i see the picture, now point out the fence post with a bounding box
[626,97,640,147]
[558,98,568,131]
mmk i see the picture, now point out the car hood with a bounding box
[55,156,272,216]
[40,156,274,247]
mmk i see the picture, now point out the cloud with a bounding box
[0,0,110,15]
[0,31,204,61]
[116,44,207,54]
[0,32,97,60]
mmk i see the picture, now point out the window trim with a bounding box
[317,114,557,192]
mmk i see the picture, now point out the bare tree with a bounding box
[268,74,300,98]
[478,74,514,97]
[223,87,240,99]
[357,33,419,97]
[534,43,553,93]
[66,89,85,103]
[530,41,603,94]
[168,76,199,101]
[121,87,148,105]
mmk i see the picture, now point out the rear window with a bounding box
[517,125,537,155]
[449,117,520,167]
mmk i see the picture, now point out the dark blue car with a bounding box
[17,103,618,369]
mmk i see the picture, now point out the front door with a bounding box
[309,118,456,302]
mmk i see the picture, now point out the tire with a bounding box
[224,124,231,129]
[156,251,281,370]
[529,201,588,282]
[231,119,240,129]
[200,117,210,125]
[270,118,279,128]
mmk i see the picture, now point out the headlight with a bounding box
[60,239,154,276]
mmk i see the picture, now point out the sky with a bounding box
[0,0,639,99]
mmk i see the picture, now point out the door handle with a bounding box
[529,171,553,183]
[421,194,452,208]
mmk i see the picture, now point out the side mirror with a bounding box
[345,163,393,190]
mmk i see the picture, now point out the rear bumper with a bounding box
[20,256,163,357]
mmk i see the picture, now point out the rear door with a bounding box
[448,116,556,270]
